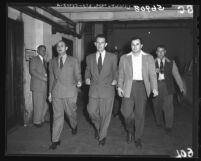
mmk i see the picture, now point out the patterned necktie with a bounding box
[60,56,63,69]
[98,52,102,74]
[160,59,164,74]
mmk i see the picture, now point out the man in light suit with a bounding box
[153,45,185,134]
[117,37,158,148]
[85,34,117,146]
[48,40,82,150]
[30,45,49,127]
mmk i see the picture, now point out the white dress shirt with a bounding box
[38,54,44,63]
[129,51,143,80]
[157,58,165,80]
[59,54,67,67]
[96,50,106,65]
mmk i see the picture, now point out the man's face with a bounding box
[94,37,107,53]
[156,47,166,59]
[131,39,143,54]
[37,47,46,57]
[57,41,68,56]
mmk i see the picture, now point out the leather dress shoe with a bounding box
[135,139,142,148]
[99,138,106,146]
[95,129,99,140]
[49,140,61,150]
[72,126,78,135]
[34,123,42,128]
[127,132,133,144]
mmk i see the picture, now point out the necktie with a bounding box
[43,60,47,73]
[98,52,102,74]
[60,56,63,69]
[160,60,164,74]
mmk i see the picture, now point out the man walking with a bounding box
[85,34,118,146]
[117,37,158,148]
[48,40,82,150]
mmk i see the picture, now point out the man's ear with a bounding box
[105,43,108,47]
[141,44,143,48]
[66,46,68,51]
[94,42,97,47]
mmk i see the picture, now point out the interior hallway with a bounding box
[6,92,192,156]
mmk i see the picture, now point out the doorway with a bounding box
[6,18,24,131]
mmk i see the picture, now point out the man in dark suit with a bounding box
[85,34,118,146]
[48,40,82,150]
[153,45,185,134]
[30,45,49,127]
[117,37,158,148]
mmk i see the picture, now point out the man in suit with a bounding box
[152,45,185,134]
[117,37,158,148]
[48,40,82,150]
[85,34,118,146]
[30,45,49,127]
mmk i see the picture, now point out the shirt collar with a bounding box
[157,57,165,63]
[38,54,43,61]
[96,50,106,56]
[127,50,144,56]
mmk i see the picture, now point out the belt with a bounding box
[133,80,143,83]
[158,79,165,82]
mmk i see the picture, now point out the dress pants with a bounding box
[32,91,48,124]
[121,81,147,140]
[87,97,114,141]
[52,96,77,142]
[152,81,174,128]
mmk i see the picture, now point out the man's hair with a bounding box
[95,34,107,42]
[56,40,67,47]
[130,36,143,44]
[156,44,167,51]
[37,45,46,50]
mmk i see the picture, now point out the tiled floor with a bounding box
[6,97,193,157]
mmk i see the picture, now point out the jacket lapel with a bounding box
[127,55,133,79]
[93,54,99,77]
[99,52,109,77]
[142,54,146,80]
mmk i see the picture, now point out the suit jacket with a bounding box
[118,51,158,98]
[85,51,118,98]
[155,58,184,94]
[49,55,82,98]
[30,55,47,92]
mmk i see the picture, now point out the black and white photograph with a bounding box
[5,3,199,158]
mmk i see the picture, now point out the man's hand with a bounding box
[77,81,82,88]
[48,93,52,102]
[155,68,160,73]
[152,89,158,97]
[117,87,124,97]
[111,80,117,86]
[85,78,91,85]
[180,88,186,96]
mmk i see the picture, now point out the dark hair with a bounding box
[95,34,107,42]
[37,45,46,50]
[156,44,167,51]
[56,40,67,47]
[130,36,143,44]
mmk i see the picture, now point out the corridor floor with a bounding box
[6,97,193,157]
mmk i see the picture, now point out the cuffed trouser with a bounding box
[32,91,48,124]
[87,97,114,141]
[121,81,147,140]
[52,96,77,142]
[152,81,174,128]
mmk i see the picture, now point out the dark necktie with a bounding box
[98,52,102,74]
[60,56,63,69]
[43,60,47,73]
[160,60,164,74]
